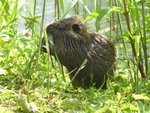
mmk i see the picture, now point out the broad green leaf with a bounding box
[121,103,138,111]
[85,7,121,21]
[85,9,109,21]
[133,94,150,101]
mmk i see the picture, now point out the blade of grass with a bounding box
[74,1,79,15]
[62,0,79,17]
[45,33,51,91]
[66,59,87,88]
[36,0,46,65]
[60,0,65,14]
[79,0,91,15]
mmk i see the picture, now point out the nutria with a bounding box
[42,16,115,89]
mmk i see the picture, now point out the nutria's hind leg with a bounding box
[92,74,108,89]
[93,80,107,89]
[69,73,92,89]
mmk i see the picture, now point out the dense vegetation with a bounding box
[0,0,150,112]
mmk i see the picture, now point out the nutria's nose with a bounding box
[46,24,54,33]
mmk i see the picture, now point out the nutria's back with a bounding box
[44,16,115,89]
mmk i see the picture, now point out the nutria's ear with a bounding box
[72,24,80,33]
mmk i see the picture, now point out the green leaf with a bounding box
[79,59,87,70]
[18,95,31,112]
[85,7,121,21]
[0,92,11,99]
[132,94,150,101]
[4,110,14,113]
[21,15,40,24]
[118,35,129,39]
[121,103,138,111]
[1,0,10,14]
[85,9,108,21]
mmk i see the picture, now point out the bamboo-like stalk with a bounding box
[60,0,65,14]
[95,0,101,32]
[132,0,145,82]
[114,0,122,34]
[112,0,115,31]
[44,33,52,91]
[55,0,60,19]
[36,0,46,65]
[114,0,134,80]
[123,0,146,78]
[33,0,36,16]
[109,0,112,37]
[141,0,148,75]
[31,0,36,38]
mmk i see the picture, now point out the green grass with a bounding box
[0,0,150,112]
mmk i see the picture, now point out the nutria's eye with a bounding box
[72,24,80,33]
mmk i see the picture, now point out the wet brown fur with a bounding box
[44,16,115,89]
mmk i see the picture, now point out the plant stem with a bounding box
[55,0,60,19]
[95,0,101,32]
[123,0,146,78]
[32,0,36,37]
[109,0,112,37]
[36,0,46,65]
[33,0,36,16]
[141,0,148,75]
